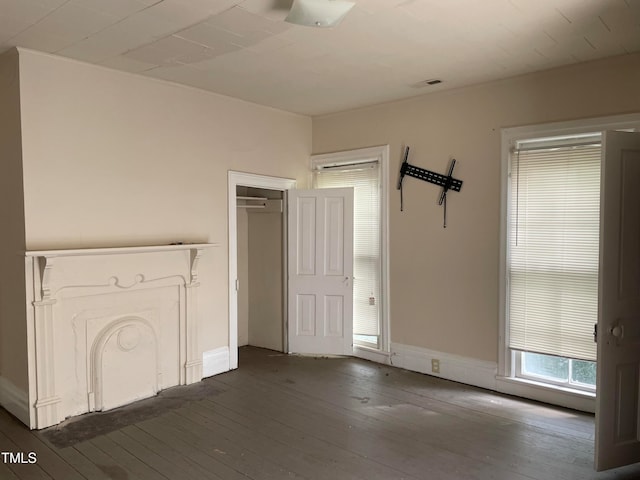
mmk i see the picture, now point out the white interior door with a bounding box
[595,130,640,471]
[288,188,354,355]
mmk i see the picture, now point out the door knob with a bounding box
[610,325,623,338]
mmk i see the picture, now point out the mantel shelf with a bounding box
[25,243,218,258]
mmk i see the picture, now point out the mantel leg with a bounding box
[33,299,62,429]
[184,283,202,384]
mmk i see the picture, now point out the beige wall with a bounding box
[17,48,311,356]
[0,49,28,390]
[313,53,640,363]
[237,206,249,347]
[248,206,283,351]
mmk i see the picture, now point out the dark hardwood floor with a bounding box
[1,346,640,479]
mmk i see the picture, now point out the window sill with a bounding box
[495,375,595,413]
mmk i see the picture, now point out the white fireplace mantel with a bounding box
[25,243,215,258]
[24,243,217,429]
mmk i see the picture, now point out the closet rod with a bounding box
[236,196,268,201]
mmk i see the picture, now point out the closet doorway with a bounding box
[227,172,296,369]
[236,185,284,351]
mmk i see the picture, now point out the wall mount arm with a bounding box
[397,146,463,227]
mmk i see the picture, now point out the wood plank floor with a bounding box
[2,346,640,480]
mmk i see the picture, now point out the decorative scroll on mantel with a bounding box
[26,244,217,302]
[24,243,217,429]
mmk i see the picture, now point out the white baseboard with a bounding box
[202,346,231,378]
[390,342,498,391]
[389,343,594,413]
[353,345,391,365]
[0,376,30,426]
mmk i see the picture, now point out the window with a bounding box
[500,115,640,409]
[314,161,381,348]
[509,135,600,365]
[517,352,596,391]
[507,133,601,393]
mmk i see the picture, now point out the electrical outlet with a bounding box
[431,358,440,374]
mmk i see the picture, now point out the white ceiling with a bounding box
[1,0,638,115]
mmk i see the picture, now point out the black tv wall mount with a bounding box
[397,146,463,228]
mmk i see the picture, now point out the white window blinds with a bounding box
[315,161,381,337]
[508,139,601,361]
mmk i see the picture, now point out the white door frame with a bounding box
[310,145,391,361]
[228,171,296,369]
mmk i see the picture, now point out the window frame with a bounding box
[314,160,382,346]
[311,145,391,361]
[515,351,596,393]
[498,114,640,411]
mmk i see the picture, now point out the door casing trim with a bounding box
[228,171,296,369]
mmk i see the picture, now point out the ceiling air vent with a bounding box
[411,79,443,88]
